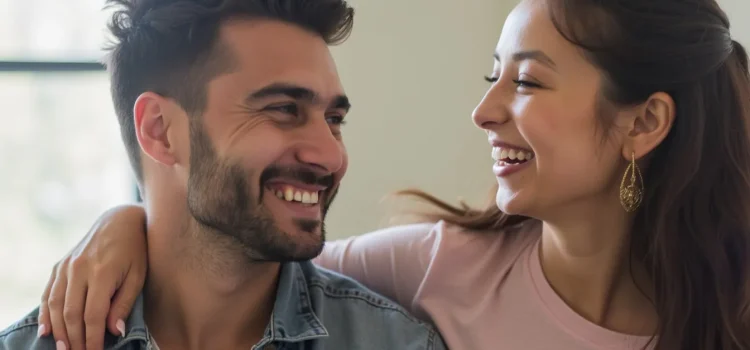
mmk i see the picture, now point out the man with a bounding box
[0,0,445,349]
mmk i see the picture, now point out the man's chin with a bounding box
[284,243,325,262]
[265,219,325,260]
[292,218,323,234]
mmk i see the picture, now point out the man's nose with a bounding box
[292,119,345,174]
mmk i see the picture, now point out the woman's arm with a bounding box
[39,205,148,350]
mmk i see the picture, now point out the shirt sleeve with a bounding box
[313,222,443,314]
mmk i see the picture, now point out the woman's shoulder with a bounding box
[318,219,540,286]
[426,219,540,258]
[371,219,541,291]
[344,218,540,262]
[404,219,540,319]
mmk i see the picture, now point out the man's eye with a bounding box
[266,104,299,115]
[326,115,346,126]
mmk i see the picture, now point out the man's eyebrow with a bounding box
[246,82,350,111]
[247,83,317,102]
[494,50,557,70]
[331,95,351,112]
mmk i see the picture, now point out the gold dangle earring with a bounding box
[619,151,644,212]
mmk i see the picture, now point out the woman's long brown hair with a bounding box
[400,0,750,349]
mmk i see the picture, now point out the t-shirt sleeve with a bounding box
[313,222,444,313]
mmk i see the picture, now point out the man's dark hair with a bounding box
[105,0,354,183]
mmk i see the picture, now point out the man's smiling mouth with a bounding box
[267,184,321,205]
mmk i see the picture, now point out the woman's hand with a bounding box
[37,204,148,350]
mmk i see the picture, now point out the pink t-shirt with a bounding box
[314,220,654,350]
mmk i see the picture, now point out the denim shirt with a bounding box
[1,261,446,350]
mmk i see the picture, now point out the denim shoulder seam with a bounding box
[307,280,427,326]
[427,327,438,350]
[0,316,39,338]
[111,334,148,350]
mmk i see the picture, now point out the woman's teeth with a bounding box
[491,147,535,163]
[273,186,320,204]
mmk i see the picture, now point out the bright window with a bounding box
[0,0,136,328]
[0,0,111,61]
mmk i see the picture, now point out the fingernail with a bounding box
[37,324,45,338]
[116,319,126,336]
[56,340,66,350]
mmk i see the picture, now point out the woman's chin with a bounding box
[495,192,528,216]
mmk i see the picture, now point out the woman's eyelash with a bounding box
[484,75,542,89]
[512,80,541,88]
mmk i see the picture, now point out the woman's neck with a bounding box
[538,198,657,335]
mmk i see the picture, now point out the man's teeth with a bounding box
[274,187,320,204]
[491,147,535,162]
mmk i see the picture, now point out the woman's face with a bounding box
[473,0,631,220]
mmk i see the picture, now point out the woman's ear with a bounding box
[624,91,675,159]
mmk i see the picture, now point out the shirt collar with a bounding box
[110,261,328,349]
[264,261,329,342]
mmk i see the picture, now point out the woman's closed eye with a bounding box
[484,75,543,89]
[512,79,542,89]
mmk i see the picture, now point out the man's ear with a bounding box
[133,92,177,166]
[624,91,675,160]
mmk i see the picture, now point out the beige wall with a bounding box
[720,0,750,46]
[324,0,515,239]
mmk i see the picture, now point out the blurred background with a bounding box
[1,0,748,328]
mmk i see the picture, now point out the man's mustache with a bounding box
[260,166,335,189]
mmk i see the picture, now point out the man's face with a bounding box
[182,19,349,262]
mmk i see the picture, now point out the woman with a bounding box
[38,0,750,349]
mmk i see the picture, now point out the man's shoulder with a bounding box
[0,308,57,349]
[297,262,446,349]
[305,264,417,316]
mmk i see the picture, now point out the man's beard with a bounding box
[185,122,338,262]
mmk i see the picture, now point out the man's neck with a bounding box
[143,212,280,350]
